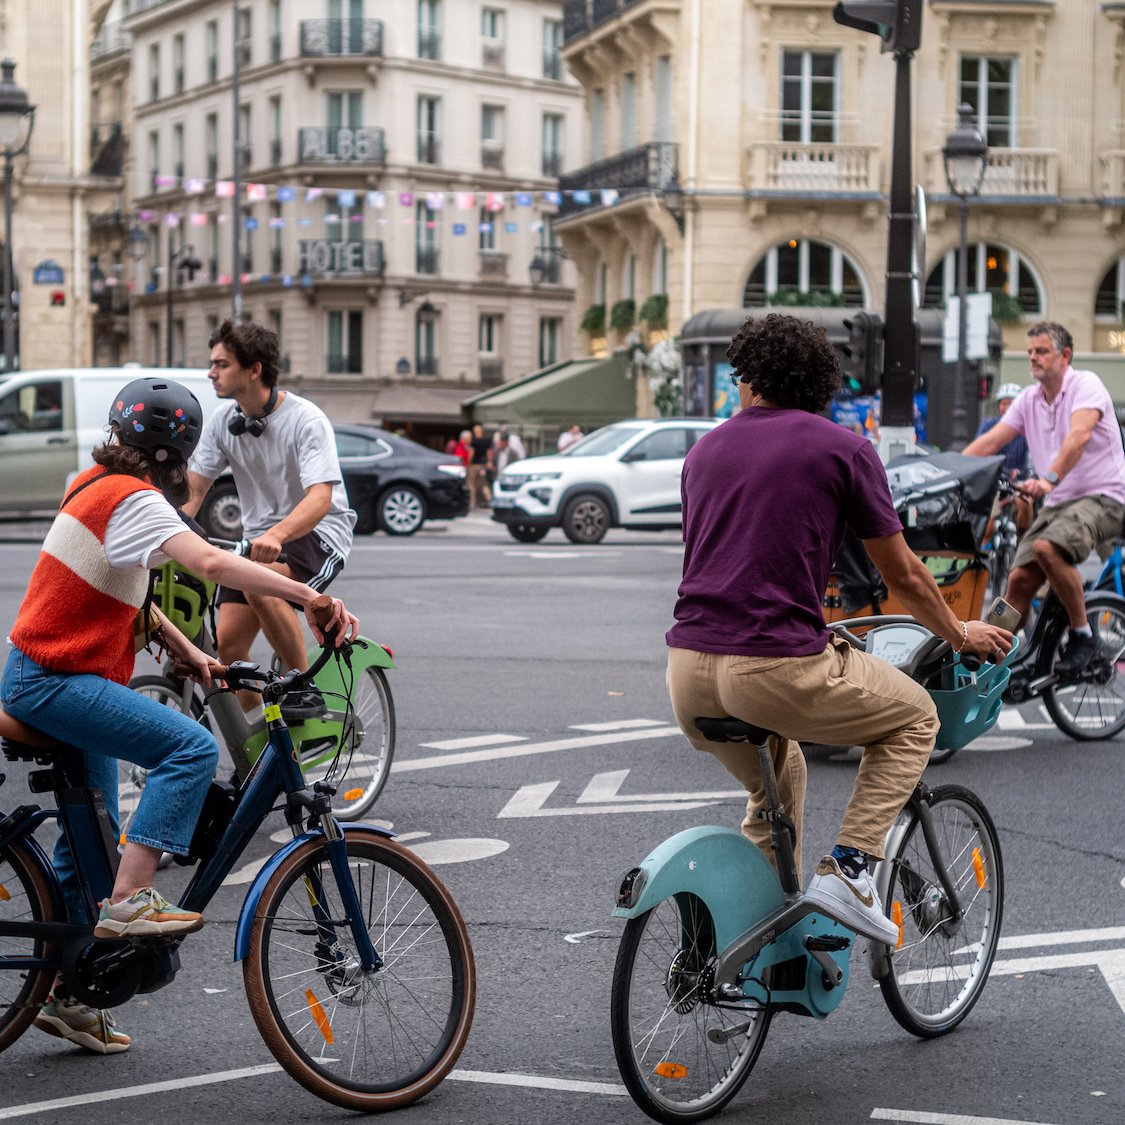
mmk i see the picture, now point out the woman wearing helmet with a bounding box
[0,377,358,1054]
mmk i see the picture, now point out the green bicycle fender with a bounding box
[612,826,786,953]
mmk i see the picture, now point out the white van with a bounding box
[0,366,216,520]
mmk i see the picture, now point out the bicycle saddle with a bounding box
[0,706,61,760]
[694,716,776,746]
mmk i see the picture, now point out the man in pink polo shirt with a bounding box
[964,321,1125,676]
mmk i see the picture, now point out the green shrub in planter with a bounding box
[610,299,637,333]
[581,303,606,335]
[639,293,668,329]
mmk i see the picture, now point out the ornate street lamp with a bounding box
[943,103,988,449]
[528,245,568,285]
[0,59,35,373]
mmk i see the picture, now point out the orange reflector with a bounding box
[305,989,334,1044]
[344,787,364,801]
[653,1062,688,1080]
[892,901,904,950]
[0,884,9,902]
[972,847,987,888]
[119,833,127,846]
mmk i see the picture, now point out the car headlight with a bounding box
[437,464,467,479]
[502,471,562,486]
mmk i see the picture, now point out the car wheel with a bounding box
[378,485,427,536]
[199,480,243,540]
[508,523,550,543]
[562,494,610,545]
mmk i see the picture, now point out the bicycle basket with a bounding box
[926,640,1018,752]
[151,562,216,643]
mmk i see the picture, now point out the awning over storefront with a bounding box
[370,385,473,424]
[463,352,634,429]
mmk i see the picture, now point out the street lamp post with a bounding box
[165,235,202,367]
[943,102,988,450]
[528,245,568,285]
[0,59,36,375]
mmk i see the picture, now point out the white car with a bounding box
[491,417,722,544]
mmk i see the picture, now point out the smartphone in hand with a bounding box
[985,596,1021,632]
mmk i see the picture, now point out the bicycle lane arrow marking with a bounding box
[498,772,741,818]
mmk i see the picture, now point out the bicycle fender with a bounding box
[612,825,786,953]
[233,822,395,962]
[1,832,66,920]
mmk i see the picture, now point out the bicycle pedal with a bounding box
[804,935,851,952]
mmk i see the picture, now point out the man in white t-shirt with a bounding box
[183,319,356,715]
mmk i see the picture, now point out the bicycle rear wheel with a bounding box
[610,893,770,1124]
[1044,593,1125,740]
[0,840,58,1051]
[242,829,474,1111]
[879,785,1003,1037]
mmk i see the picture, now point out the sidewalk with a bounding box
[419,508,501,537]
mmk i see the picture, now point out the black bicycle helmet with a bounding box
[109,377,203,462]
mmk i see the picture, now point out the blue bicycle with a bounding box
[610,619,1008,1123]
[0,601,474,1112]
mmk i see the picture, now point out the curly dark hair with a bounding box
[209,318,281,388]
[92,441,191,507]
[726,313,841,413]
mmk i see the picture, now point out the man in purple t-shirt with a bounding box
[667,314,1011,944]
[964,321,1125,676]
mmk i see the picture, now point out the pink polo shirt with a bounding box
[1003,366,1125,508]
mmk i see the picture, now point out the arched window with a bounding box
[651,239,668,295]
[923,242,1043,318]
[1094,257,1125,320]
[623,252,636,301]
[742,239,866,307]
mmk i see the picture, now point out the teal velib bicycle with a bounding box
[610,617,1012,1124]
[0,598,474,1112]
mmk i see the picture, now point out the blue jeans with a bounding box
[1,647,219,920]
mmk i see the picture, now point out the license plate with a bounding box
[491,496,515,509]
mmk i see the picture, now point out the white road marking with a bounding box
[420,733,528,750]
[995,710,1056,732]
[503,550,616,559]
[394,724,682,772]
[871,1111,1058,1125]
[570,718,669,731]
[223,856,268,886]
[962,735,1033,751]
[576,769,743,804]
[498,779,715,818]
[447,1070,627,1096]
[564,929,609,944]
[408,837,510,864]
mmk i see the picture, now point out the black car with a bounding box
[194,424,469,539]
[334,423,469,536]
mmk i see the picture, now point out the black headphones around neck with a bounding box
[228,385,279,437]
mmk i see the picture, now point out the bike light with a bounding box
[892,901,904,950]
[616,867,646,908]
[653,1062,687,1080]
[305,988,335,1044]
[972,847,986,888]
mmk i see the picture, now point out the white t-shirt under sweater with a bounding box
[189,391,355,559]
[104,491,192,570]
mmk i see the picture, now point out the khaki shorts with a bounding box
[1012,494,1125,569]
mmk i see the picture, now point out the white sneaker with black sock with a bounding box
[804,855,898,945]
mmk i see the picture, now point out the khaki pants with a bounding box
[667,638,937,877]
[467,464,492,508]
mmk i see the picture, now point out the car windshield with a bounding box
[564,425,643,457]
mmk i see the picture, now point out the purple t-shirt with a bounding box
[666,407,902,656]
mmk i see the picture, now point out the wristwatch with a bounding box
[1044,471,1060,486]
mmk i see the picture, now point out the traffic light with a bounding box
[833,0,922,55]
[840,311,884,396]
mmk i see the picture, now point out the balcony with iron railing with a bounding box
[416,355,440,376]
[238,144,252,171]
[923,147,1060,199]
[479,251,508,279]
[90,123,124,177]
[1099,150,1125,201]
[326,352,364,374]
[542,151,563,178]
[207,153,218,179]
[482,40,505,70]
[91,20,132,61]
[558,141,677,217]
[482,140,505,171]
[480,357,504,386]
[418,29,441,61]
[298,126,386,165]
[543,51,562,80]
[417,136,441,165]
[300,19,384,57]
[416,246,440,275]
[748,142,880,195]
[270,137,282,165]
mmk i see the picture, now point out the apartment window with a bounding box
[269,202,282,274]
[542,18,562,80]
[418,0,441,61]
[206,114,219,179]
[743,239,865,307]
[654,55,673,142]
[172,123,184,181]
[237,6,253,66]
[148,130,160,191]
[652,240,668,294]
[781,51,839,143]
[148,322,161,365]
[327,90,363,158]
[478,207,496,251]
[620,72,637,149]
[173,34,185,94]
[268,308,282,346]
[542,113,563,178]
[959,56,1017,148]
[539,317,561,367]
[415,308,439,375]
[239,104,252,170]
[623,253,636,301]
[589,89,606,161]
[269,0,282,62]
[479,313,501,355]
[325,193,364,234]
[481,7,503,66]
[206,20,219,83]
[327,310,364,374]
[148,43,160,102]
[482,104,504,169]
[416,200,439,273]
[269,96,282,164]
[209,221,220,282]
[924,242,1043,317]
[417,95,440,164]
[242,207,254,274]
[1096,258,1125,318]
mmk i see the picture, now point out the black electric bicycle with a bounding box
[0,600,474,1112]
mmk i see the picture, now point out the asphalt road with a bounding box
[0,510,1122,1125]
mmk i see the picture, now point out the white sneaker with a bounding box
[804,855,898,945]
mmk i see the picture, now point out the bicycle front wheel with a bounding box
[610,893,770,1124]
[0,840,59,1051]
[243,829,474,1112]
[1044,593,1125,740]
[880,785,1004,1037]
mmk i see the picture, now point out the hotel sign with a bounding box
[298,239,385,276]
